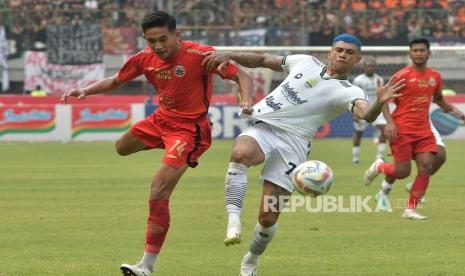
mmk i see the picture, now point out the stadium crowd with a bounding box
[0,0,464,52]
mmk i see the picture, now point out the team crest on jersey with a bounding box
[174,65,186,77]
[305,79,317,88]
[429,78,436,87]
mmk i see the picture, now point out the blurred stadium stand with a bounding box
[0,0,464,94]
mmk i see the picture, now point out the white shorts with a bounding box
[431,122,445,147]
[239,122,311,192]
[353,112,387,131]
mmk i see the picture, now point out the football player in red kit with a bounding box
[61,11,254,276]
[364,38,465,219]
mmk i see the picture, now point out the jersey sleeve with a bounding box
[281,54,313,73]
[339,86,368,113]
[117,53,143,82]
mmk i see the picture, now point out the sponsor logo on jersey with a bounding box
[418,79,429,87]
[265,95,283,111]
[305,79,317,88]
[174,65,186,77]
[294,73,302,79]
[280,82,307,105]
[186,48,205,55]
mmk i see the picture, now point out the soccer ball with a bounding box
[292,160,334,197]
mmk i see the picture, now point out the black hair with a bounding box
[141,11,176,33]
[409,38,430,50]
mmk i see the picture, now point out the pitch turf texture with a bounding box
[1,139,465,276]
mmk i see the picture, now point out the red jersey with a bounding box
[117,41,239,120]
[391,66,442,135]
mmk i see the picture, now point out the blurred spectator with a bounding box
[0,18,9,92]
[30,85,48,96]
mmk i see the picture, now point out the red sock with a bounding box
[145,199,170,254]
[378,163,396,178]
[408,173,430,209]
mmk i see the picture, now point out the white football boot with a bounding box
[225,219,242,246]
[120,264,152,276]
[239,253,258,276]
[402,209,428,220]
[375,192,393,212]
[363,159,384,185]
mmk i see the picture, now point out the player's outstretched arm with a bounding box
[60,75,123,104]
[433,89,465,123]
[202,51,284,72]
[353,78,405,123]
[232,69,254,115]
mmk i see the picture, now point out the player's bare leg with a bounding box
[116,130,149,156]
[240,180,290,276]
[121,164,188,275]
[224,135,265,246]
[403,152,434,220]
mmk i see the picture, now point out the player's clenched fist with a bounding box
[60,88,86,104]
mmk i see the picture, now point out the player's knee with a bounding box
[230,148,254,165]
[418,163,434,175]
[396,168,411,179]
[115,140,130,156]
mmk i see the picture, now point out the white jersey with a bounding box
[353,73,383,103]
[241,55,367,141]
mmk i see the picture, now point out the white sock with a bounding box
[376,143,386,160]
[381,179,393,196]
[139,252,157,272]
[243,251,260,265]
[225,162,248,220]
[249,223,276,257]
[352,147,360,160]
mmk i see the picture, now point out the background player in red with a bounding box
[363,38,465,219]
[61,11,254,276]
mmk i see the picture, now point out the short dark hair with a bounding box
[409,38,430,50]
[141,11,176,33]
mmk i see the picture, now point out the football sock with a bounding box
[145,199,170,257]
[408,173,430,209]
[249,223,276,257]
[225,162,248,221]
[140,252,157,272]
[352,147,360,161]
[381,179,393,196]
[378,163,396,178]
[376,143,386,160]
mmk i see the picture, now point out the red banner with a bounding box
[0,106,56,136]
[72,105,132,138]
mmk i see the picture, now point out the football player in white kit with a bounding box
[352,59,386,163]
[202,34,405,276]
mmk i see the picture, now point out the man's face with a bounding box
[328,41,361,74]
[409,43,430,66]
[143,26,179,60]
[363,62,376,76]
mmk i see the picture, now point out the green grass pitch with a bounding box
[1,139,465,275]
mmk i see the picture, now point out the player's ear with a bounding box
[175,30,181,38]
[355,54,362,64]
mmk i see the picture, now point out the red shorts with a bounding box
[130,111,212,169]
[390,133,438,163]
